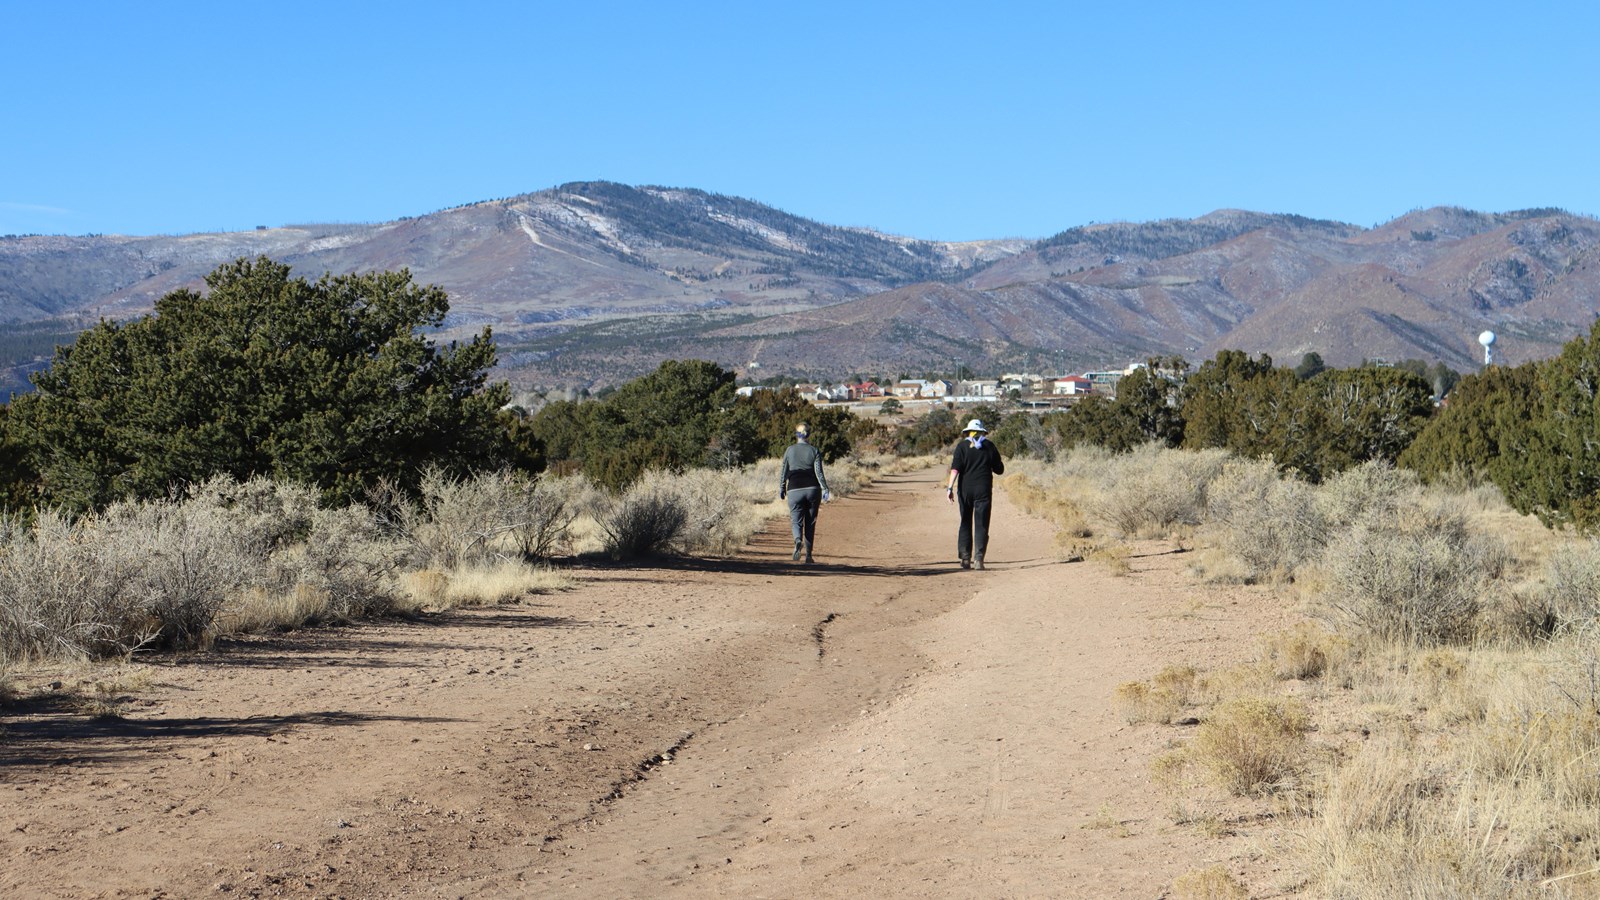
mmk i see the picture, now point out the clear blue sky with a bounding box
[5,1,1596,241]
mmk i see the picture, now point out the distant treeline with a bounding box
[0,318,82,389]
[927,335,1600,530]
[7,255,1600,532]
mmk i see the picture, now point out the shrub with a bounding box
[274,505,402,620]
[1203,457,1326,581]
[599,480,688,560]
[0,499,263,658]
[0,511,142,659]
[1190,697,1310,795]
[97,499,259,649]
[1081,444,1229,537]
[1541,539,1600,628]
[671,467,764,556]
[1315,459,1422,531]
[1261,623,1347,680]
[1319,501,1505,645]
[1113,680,1183,725]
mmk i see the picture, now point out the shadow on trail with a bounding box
[0,709,457,770]
[587,555,956,579]
[183,612,588,671]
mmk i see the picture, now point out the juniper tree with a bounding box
[7,256,510,510]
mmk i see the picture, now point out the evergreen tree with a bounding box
[1291,366,1435,481]
[1294,352,1327,381]
[581,359,738,488]
[1116,360,1186,447]
[8,257,509,510]
[1400,363,1536,490]
[1180,350,1276,451]
[1503,322,1600,527]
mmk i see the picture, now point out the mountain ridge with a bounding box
[3,183,1596,389]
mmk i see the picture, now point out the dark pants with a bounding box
[788,487,821,546]
[957,491,992,562]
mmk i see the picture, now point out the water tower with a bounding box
[1478,330,1497,366]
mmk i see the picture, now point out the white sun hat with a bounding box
[963,418,987,433]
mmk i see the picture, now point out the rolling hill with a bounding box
[4,183,1598,389]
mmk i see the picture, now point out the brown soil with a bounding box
[2,466,1297,898]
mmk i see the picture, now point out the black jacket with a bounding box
[950,437,1004,497]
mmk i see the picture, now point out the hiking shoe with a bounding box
[804,541,814,564]
[959,557,970,569]
[793,541,803,562]
[975,555,985,571]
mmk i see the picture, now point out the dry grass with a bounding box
[1081,802,1132,837]
[1189,696,1311,796]
[1114,666,1198,725]
[216,584,337,635]
[5,662,159,720]
[410,561,577,611]
[1087,543,1133,575]
[1114,680,1184,725]
[1044,446,1600,896]
[1170,866,1249,900]
[1261,623,1347,681]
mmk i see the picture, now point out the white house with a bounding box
[1051,376,1093,396]
[959,379,999,399]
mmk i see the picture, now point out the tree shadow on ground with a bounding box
[0,709,456,770]
[184,612,589,670]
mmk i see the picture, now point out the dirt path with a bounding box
[2,466,1291,898]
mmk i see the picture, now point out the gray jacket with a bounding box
[780,441,829,494]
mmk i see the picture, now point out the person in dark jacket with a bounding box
[945,418,1005,569]
[779,422,831,563]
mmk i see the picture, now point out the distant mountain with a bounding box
[4,185,1598,389]
[0,181,1020,328]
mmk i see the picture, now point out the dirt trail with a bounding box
[2,466,1290,898]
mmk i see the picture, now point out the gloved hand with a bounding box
[780,490,787,501]
[822,490,832,503]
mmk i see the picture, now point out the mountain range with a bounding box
[4,182,1597,390]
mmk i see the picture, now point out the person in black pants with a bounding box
[945,418,1005,570]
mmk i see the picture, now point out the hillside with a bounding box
[0,183,1019,329]
[5,186,1600,388]
[501,206,1600,383]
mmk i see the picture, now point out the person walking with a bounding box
[946,418,1005,570]
[779,422,831,563]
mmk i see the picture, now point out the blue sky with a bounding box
[5,1,1596,241]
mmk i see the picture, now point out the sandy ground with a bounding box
[2,466,1298,898]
